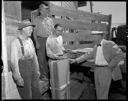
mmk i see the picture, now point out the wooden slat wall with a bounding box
[49,3,112,49]
[4,1,21,21]
[50,3,110,22]
[31,3,112,50]
[62,33,77,50]
[53,18,108,31]
[61,1,77,10]
[62,31,94,49]
[31,9,39,22]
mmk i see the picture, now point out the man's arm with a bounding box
[75,49,94,64]
[30,39,40,78]
[10,40,24,86]
[46,38,59,59]
[108,41,124,70]
[33,51,40,78]
[33,19,40,49]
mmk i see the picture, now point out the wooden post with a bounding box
[108,14,112,40]
[90,1,93,13]
[2,0,9,99]
[2,1,22,99]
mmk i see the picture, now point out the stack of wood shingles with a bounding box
[49,59,70,99]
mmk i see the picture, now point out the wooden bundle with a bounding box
[48,59,70,99]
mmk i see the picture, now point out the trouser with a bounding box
[37,37,49,79]
[94,67,112,99]
[17,59,41,99]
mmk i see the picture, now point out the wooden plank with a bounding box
[62,33,76,42]
[64,44,77,50]
[108,14,112,40]
[62,30,108,50]
[53,18,108,31]
[76,44,94,49]
[4,1,21,21]
[31,9,39,22]
[62,33,77,50]
[76,31,93,41]
[2,2,9,99]
[50,3,110,22]
[2,74,6,99]
[7,35,17,61]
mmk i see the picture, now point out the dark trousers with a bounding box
[37,37,49,79]
[17,59,41,99]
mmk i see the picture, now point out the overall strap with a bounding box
[17,37,24,56]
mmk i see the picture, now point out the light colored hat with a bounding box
[39,3,49,9]
[91,31,104,35]
[18,22,35,30]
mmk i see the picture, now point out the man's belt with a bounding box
[95,65,108,67]
[37,36,47,38]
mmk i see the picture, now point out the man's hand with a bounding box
[66,49,72,52]
[36,42,40,49]
[58,55,68,60]
[16,77,24,87]
[69,59,77,64]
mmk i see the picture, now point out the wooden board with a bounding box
[49,59,70,99]
[30,3,112,50]
[50,3,110,22]
[53,18,108,31]
[62,31,95,49]
[4,1,21,21]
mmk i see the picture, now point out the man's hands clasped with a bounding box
[69,59,77,64]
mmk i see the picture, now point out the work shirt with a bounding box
[11,36,39,80]
[33,16,54,38]
[56,35,65,51]
[95,39,108,66]
[46,35,65,58]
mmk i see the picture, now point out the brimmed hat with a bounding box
[18,22,35,30]
[91,31,104,35]
[39,3,49,9]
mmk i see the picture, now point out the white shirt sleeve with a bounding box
[10,39,22,80]
[46,37,59,59]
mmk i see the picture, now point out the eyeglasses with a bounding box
[56,30,63,32]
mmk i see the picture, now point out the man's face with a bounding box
[23,26,33,37]
[39,5,49,16]
[56,26,63,36]
[92,34,103,44]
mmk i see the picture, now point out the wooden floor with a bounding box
[2,65,126,100]
[41,70,126,100]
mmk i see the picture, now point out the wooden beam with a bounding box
[53,18,108,31]
[108,14,112,40]
[2,1,9,99]
[50,3,110,22]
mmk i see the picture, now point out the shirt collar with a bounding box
[100,39,105,45]
[97,39,104,46]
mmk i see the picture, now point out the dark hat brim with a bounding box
[18,23,35,30]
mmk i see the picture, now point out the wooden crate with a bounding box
[48,59,70,99]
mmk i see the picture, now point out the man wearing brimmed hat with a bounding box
[32,2,54,83]
[18,21,35,30]
[10,20,41,99]
[70,30,124,99]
